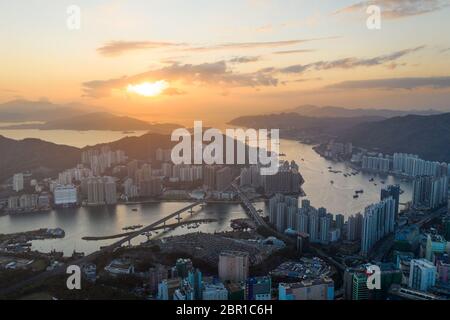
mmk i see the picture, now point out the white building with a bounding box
[218,251,249,283]
[13,173,24,192]
[360,197,396,256]
[53,185,78,206]
[408,259,436,292]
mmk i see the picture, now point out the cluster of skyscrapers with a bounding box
[156,252,273,300]
[360,152,449,179]
[261,161,302,195]
[268,184,401,257]
[81,147,127,176]
[393,153,449,178]
[269,195,342,244]
[362,154,390,172]
[412,175,448,210]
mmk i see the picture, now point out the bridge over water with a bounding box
[0,201,205,296]
[82,218,216,241]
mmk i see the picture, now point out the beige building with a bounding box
[278,277,335,300]
[218,251,249,283]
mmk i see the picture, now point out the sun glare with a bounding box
[127,80,169,97]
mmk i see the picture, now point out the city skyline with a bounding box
[1,0,450,304]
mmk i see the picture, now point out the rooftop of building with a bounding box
[106,259,134,270]
[279,277,334,289]
[270,257,331,280]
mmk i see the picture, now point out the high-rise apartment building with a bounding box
[13,173,24,192]
[408,259,436,292]
[413,176,448,210]
[381,185,400,219]
[218,251,249,283]
[361,197,396,256]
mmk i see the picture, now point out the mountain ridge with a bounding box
[338,113,450,162]
[1,112,181,133]
[284,104,442,118]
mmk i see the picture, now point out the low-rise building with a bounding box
[105,259,135,275]
[278,277,334,300]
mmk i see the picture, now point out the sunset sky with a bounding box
[1,0,450,125]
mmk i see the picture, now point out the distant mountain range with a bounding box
[1,112,181,133]
[0,99,98,122]
[230,111,450,162]
[284,105,442,118]
[338,113,450,162]
[229,112,383,137]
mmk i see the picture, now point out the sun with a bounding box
[126,80,169,97]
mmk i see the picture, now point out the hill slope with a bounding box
[0,99,94,122]
[229,113,383,137]
[339,113,450,162]
[2,112,181,133]
[0,136,81,182]
[286,105,442,118]
[0,132,179,182]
